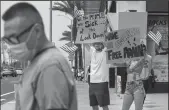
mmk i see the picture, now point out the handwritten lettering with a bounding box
[123,44,146,58]
[93,33,104,39]
[85,20,98,28]
[115,28,140,49]
[89,28,95,32]
[105,32,118,41]
[107,50,122,60]
[80,34,91,41]
[77,13,105,22]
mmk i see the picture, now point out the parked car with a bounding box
[1,69,17,77]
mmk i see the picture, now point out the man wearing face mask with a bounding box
[2,2,77,110]
[86,42,110,110]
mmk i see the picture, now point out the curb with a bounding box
[1,100,15,110]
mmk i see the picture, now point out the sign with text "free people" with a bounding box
[105,27,146,64]
[75,13,107,44]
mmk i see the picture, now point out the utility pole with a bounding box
[70,1,75,68]
[50,1,53,42]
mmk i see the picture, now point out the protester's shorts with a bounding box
[89,82,110,107]
[125,80,145,96]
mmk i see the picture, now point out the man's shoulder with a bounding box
[36,48,68,70]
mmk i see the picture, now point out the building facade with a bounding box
[108,1,168,93]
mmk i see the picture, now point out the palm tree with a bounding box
[52,1,82,42]
[59,25,74,41]
[52,1,83,70]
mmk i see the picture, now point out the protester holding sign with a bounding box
[86,42,110,110]
[122,59,145,110]
[114,48,147,110]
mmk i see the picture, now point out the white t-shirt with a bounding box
[140,54,152,80]
[90,47,109,83]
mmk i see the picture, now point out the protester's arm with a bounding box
[130,58,145,71]
[35,65,70,110]
[85,44,92,52]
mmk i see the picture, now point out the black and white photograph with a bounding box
[0,1,168,110]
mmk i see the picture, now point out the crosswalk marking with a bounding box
[1,99,6,101]
[7,101,15,104]
[1,91,15,97]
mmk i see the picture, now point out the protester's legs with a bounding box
[143,79,149,93]
[94,82,110,110]
[89,83,99,110]
[88,75,90,85]
[96,94,110,110]
[122,82,134,110]
[92,106,99,110]
[90,94,99,110]
[142,79,149,104]
[122,92,134,110]
[134,86,145,110]
[102,106,109,110]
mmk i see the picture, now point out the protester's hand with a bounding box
[131,58,144,69]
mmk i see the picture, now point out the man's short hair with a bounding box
[2,2,44,26]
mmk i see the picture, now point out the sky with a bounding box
[1,1,71,59]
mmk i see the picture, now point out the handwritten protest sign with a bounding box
[105,27,146,64]
[75,13,107,44]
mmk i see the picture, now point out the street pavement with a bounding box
[1,81,168,110]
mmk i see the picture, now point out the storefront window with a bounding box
[147,14,168,82]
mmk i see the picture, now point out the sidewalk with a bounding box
[1,81,168,110]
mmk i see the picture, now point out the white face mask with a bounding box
[7,42,35,61]
[7,26,37,62]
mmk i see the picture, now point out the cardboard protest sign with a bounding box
[105,27,146,64]
[75,13,107,44]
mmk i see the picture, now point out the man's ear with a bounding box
[34,24,43,39]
